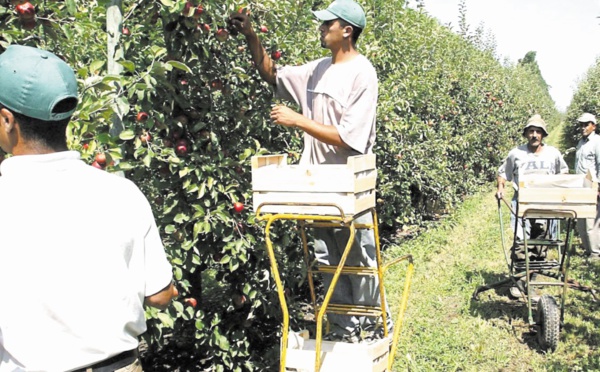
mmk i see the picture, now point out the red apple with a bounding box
[140,132,152,144]
[233,201,244,213]
[175,139,189,156]
[259,25,268,33]
[184,297,198,308]
[136,111,149,122]
[16,2,35,20]
[271,50,282,60]
[215,28,229,42]
[232,293,247,309]
[122,27,131,36]
[91,161,104,170]
[95,152,107,165]
[182,0,193,16]
[194,5,204,18]
[82,143,89,150]
[198,23,210,32]
[210,79,223,91]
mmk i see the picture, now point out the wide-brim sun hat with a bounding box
[522,114,548,136]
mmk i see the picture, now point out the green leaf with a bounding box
[119,129,136,140]
[89,60,105,74]
[143,153,152,168]
[119,60,136,73]
[167,60,192,74]
[157,312,174,328]
[65,0,76,15]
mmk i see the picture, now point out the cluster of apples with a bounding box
[136,111,191,157]
[181,1,282,59]
[12,0,36,30]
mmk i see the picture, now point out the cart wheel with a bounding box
[536,294,560,352]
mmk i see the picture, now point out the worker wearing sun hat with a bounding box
[0,45,176,372]
[496,114,569,299]
[229,1,392,343]
[574,112,600,260]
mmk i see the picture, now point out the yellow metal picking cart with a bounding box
[252,154,414,372]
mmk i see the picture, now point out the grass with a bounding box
[384,138,600,371]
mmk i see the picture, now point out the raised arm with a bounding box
[229,11,277,85]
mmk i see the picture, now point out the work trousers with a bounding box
[313,213,392,334]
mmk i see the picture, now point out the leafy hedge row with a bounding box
[0,0,558,370]
[564,57,600,154]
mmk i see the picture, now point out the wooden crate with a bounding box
[251,154,376,216]
[284,330,390,372]
[517,170,598,218]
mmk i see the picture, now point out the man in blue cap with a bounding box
[0,45,176,371]
[230,0,391,343]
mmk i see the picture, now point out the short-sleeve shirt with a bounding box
[498,144,569,187]
[0,151,173,372]
[575,131,600,179]
[276,55,377,165]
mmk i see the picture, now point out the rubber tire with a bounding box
[536,294,560,352]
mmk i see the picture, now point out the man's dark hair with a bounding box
[338,19,362,44]
[12,111,71,150]
[6,97,76,150]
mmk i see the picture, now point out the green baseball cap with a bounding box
[312,0,366,29]
[0,45,78,121]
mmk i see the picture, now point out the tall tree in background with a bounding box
[519,51,551,93]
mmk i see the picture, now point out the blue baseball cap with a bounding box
[312,0,366,29]
[0,45,78,121]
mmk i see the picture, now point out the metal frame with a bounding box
[255,202,414,371]
[472,197,598,346]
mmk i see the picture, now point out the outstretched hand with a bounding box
[228,10,253,37]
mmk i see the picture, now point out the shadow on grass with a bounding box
[468,268,600,365]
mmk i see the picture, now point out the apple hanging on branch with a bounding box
[215,28,229,42]
[175,139,189,157]
[271,50,282,60]
[233,201,244,213]
[184,297,198,308]
[136,111,149,122]
[16,2,35,20]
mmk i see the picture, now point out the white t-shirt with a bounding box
[276,54,378,165]
[0,151,173,372]
[498,143,569,187]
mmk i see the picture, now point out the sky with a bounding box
[407,0,600,112]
